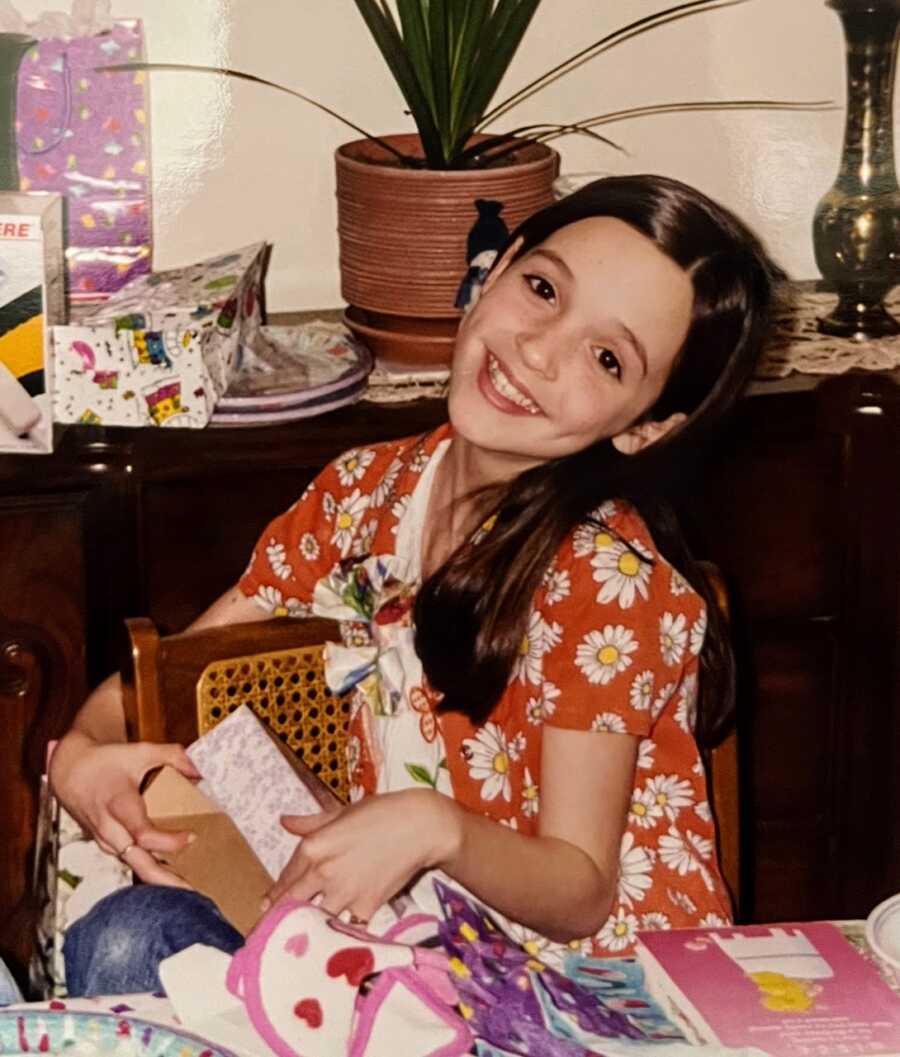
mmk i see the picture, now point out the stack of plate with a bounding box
[210,323,373,427]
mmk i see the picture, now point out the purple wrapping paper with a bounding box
[16,20,151,297]
[433,880,648,1057]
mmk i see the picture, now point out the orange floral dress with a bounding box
[239,425,732,962]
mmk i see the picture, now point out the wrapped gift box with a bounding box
[0,192,65,453]
[52,242,266,428]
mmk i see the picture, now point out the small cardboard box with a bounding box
[52,242,265,428]
[144,706,340,935]
[0,192,65,453]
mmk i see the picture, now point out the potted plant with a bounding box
[117,0,827,364]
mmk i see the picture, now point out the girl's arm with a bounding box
[49,586,266,878]
[443,725,636,940]
[272,726,636,942]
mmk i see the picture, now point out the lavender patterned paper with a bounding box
[187,706,322,878]
[16,20,151,296]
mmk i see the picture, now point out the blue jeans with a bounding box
[64,886,243,997]
[0,957,22,1005]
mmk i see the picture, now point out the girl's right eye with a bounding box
[524,274,556,302]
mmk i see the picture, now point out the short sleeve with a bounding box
[238,449,376,615]
[539,513,705,738]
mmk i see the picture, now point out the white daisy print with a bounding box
[598,908,639,952]
[591,712,628,733]
[575,625,638,685]
[542,566,571,605]
[573,522,618,559]
[299,531,320,561]
[390,494,411,533]
[331,489,369,553]
[521,767,540,818]
[526,681,561,725]
[349,783,366,803]
[694,800,712,823]
[370,457,402,507]
[641,911,671,931]
[266,540,292,581]
[346,735,361,775]
[667,887,697,915]
[645,774,695,821]
[629,787,664,829]
[499,817,520,831]
[322,491,336,518]
[335,447,375,487]
[351,517,378,557]
[410,447,430,473]
[690,609,707,656]
[461,722,518,802]
[659,826,711,876]
[637,738,656,771]
[651,681,676,721]
[251,584,306,617]
[675,674,698,733]
[591,540,652,609]
[699,912,729,927]
[512,611,562,685]
[659,612,688,667]
[670,568,689,595]
[629,670,655,712]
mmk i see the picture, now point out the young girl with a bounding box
[53,174,781,996]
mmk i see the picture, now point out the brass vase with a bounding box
[813,0,900,339]
[0,33,34,191]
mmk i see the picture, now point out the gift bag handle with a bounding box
[19,49,72,157]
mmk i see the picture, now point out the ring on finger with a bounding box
[117,841,137,862]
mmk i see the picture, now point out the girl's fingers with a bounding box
[107,791,190,856]
[280,809,341,835]
[125,845,193,889]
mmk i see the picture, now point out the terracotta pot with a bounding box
[335,134,560,330]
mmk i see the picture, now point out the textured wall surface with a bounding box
[14,0,864,308]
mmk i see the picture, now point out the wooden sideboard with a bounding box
[1,370,898,983]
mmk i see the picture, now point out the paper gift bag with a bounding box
[16,19,152,298]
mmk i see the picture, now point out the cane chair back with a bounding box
[121,616,353,803]
[697,561,741,917]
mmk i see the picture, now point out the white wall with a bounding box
[16,0,857,309]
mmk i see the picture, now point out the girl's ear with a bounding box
[479,236,525,297]
[611,412,687,455]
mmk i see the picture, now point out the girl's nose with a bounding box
[516,328,560,380]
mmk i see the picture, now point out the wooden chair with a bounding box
[121,616,353,803]
[121,562,741,912]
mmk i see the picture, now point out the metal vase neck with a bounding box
[830,3,900,191]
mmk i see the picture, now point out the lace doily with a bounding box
[365,360,449,404]
[757,287,900,380]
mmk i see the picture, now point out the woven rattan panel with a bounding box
[196,645,351,802]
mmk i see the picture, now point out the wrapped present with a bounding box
[52,242,265,428]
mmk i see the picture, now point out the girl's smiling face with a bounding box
[448,216,695,476]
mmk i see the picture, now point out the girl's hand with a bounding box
[266,789,460,922]
[49,732,199,888]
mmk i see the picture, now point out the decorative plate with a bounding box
[210,376,368,427]
[866,892,900,976]
[0,1010,239,1057]
[218,323,372,412]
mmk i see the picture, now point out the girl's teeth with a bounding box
[488,355,539,413]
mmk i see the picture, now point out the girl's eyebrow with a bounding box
[617,323,648,379]
[527,247,574,280]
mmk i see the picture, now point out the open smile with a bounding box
[478,352,543,416]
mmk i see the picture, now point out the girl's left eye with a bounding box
[524,274,556,302]
[594,346,622,378]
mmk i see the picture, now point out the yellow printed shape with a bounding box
[80,214,96,230]
[0,315,44,378]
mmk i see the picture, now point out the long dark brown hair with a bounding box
[414,174,783,747]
